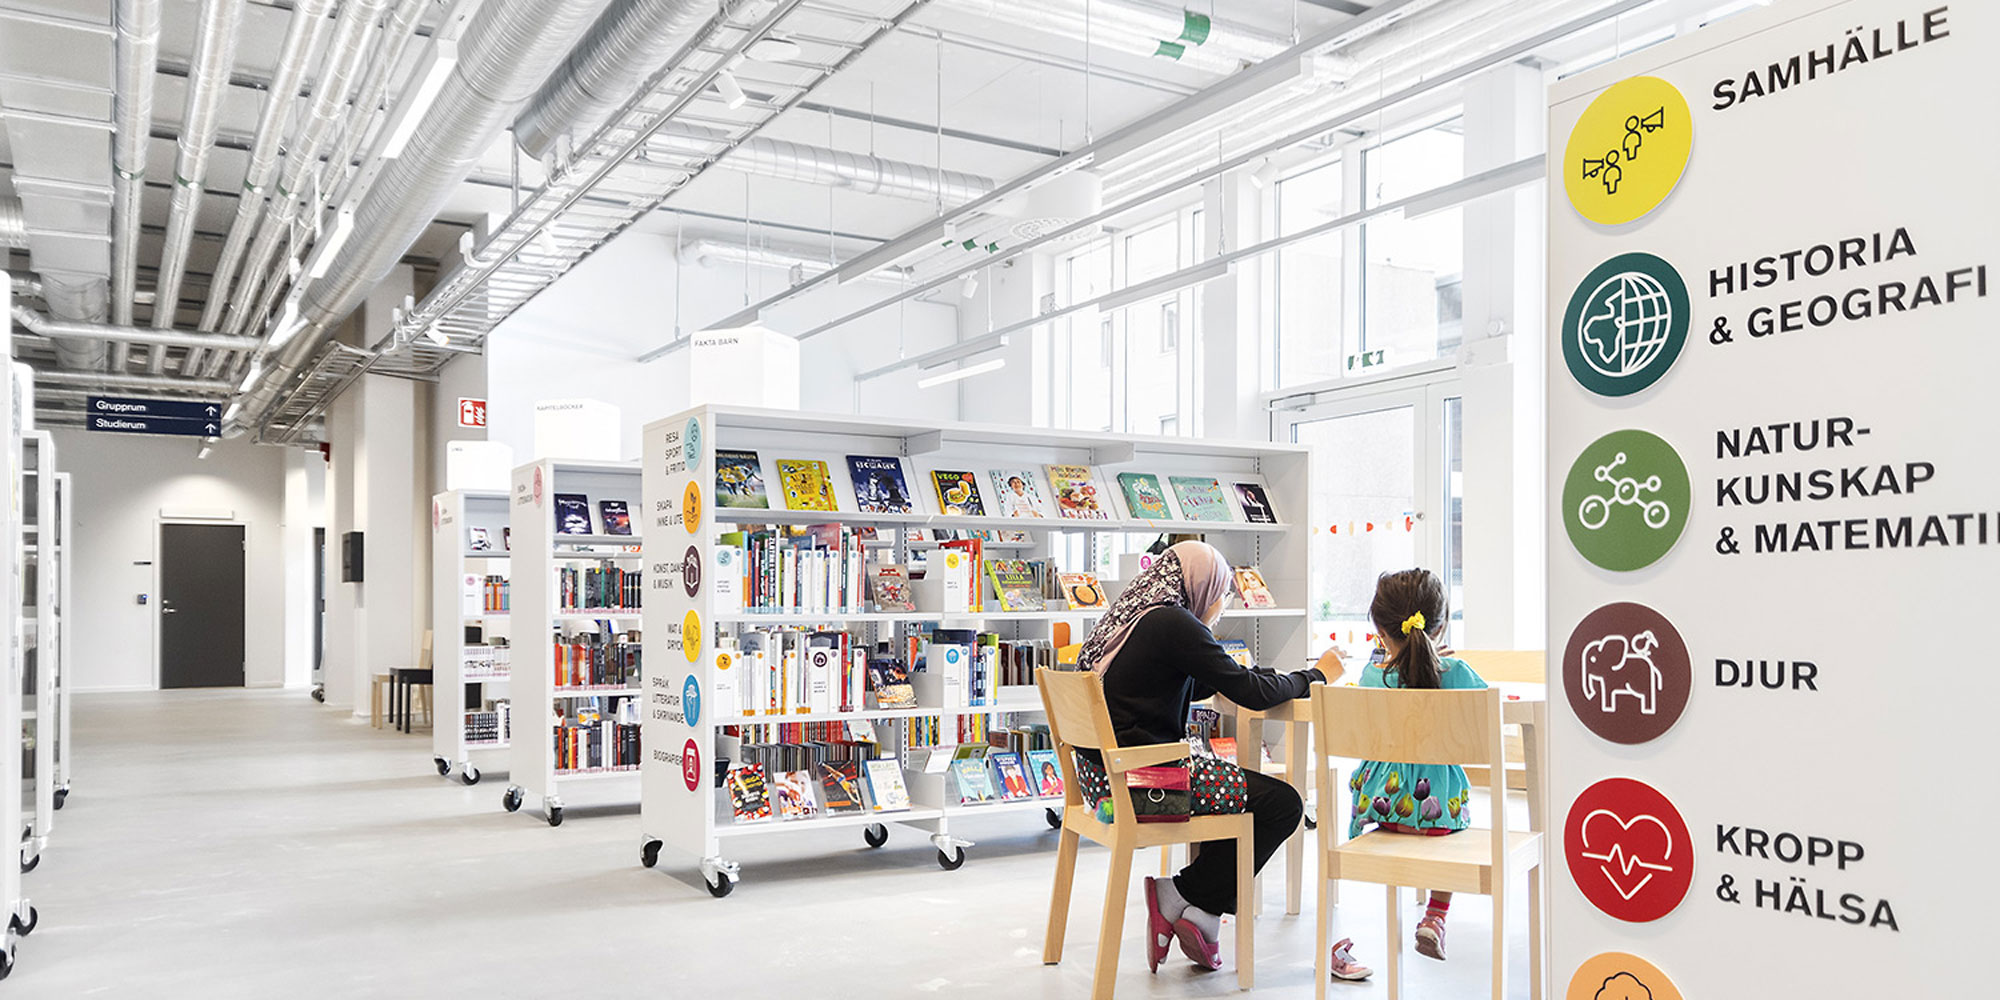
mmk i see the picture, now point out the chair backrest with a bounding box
[419,629,435,671]
[1453,649,1546,685]
[1035,667,1118,753]
[1309,684,1504,769]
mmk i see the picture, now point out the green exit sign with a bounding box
[1345,349,1388,372]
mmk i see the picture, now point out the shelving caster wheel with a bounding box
[1304,815,1317,831]
[9,906,34,937]
[18,850,37,875]
[434,756,451,777]
[0,939,14,981]
[930,833,973,871]
[862,823,889,849]
[501,786,523,813]
[700,856,740,898]
[311,686,325,704]
[641,840,662,869]
[52,786,65,810]
[460,766,481,786]
[1045,807,1061,830]
[545,797,564,828]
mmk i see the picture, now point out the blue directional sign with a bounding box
[85,397,225,438]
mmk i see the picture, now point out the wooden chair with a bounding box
[1308,684,1542,1000]
[1453,650,1546,792]
[1036,667,1255,999]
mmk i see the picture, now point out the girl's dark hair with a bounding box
[1369,568,1449,690]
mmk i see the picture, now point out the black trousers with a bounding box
[1172,770,1302,915]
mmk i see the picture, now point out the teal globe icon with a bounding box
[1562,252,1690,398]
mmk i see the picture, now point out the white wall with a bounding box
[50,429,291,692]
[486,229,960,461]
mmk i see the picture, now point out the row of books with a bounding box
[463,643,511,679]
[726,759,910,823]
[554,719,640,772]
[558,562,641,613]
[464,702,511,745]
[938,746,1065,805]
[554,632,642,689]
[727,734,878,777]
[713,629,869,718]
[551,495,635,536]
[732,525,867,616]
[478,575,510,613]
[716,451,1283,525]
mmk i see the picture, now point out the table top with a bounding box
[1217,682,1548,723]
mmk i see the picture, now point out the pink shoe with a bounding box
[1415,913,1446,961]
[1171,914,1223,971]
[1142,877,1173,973]
[1329,938,1373,981]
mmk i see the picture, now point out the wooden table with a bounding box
[1216,683,1548,916]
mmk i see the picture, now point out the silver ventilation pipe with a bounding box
[9,277,43,301]
[512,0,714,162]
[12,306,258,351]
[221,0,388,338]
[194,0,336,341]
[236,0,615,431]
[149,0,246,361]
[111,0,159,337]
[41,274,111,371]
[320,0,435,215]
[33,369,235,395]
[651,124,997,205]
[0,198,23,248]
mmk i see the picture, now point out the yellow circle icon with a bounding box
[715,651,732,672]
[683,609,703,663]
[683,482,703,535]
[1566,953,1682,1000]
[1563,76,1692,226]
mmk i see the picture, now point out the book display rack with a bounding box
[638,406,1310,897]
[20,433,58,875]
[501,461,645,827]
[431,490,513,785]
[1,362,34,972]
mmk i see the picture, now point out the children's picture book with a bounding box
[1185,706,1222,755]
[1233,482,1278,524]
[1028,749,1064,797]
[727,764,773,823]
[847,455,914,514]
[715,449,770,509]
[1218,638,1254,668]
[923,746,958,775]
[985,558,1044,612]
[951,758,997,805]
[870,564,917,613]
[867,655,915,708]
[553,494,594,535]
[991,751,1032,801]
[1210,737,1239,765]
[467,526,493,552]
[1234,567,1276,609]
[777,459,839,511]
[1168,476,1233,522]
[930,470,985,516]
[1059,572,1106,610]
[1116,472,1173,520]
[773,769,819,820]
[598,500,633,536]
[988,469,1050,518]
[1046,464,1109,520]
[864,759,912,812]
[818,762,865,814]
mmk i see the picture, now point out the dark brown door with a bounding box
[159,523,246,688]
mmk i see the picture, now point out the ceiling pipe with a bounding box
[9,276,43,301]
[512,0,715,162]
[234,0,618,432]
[650,124,997,205]
[319,0,435,214]
[32,369,234,394]
[192,0,336,350]
[148,0,246,358]
[41,275,112,372]
[110,0,159,341]
[12,305,258,350]
[0,198,25,249]
[220,0,389,338]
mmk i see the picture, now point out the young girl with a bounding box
[1327,568,1486,982]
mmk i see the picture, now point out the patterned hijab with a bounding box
[1079,541,1232,675]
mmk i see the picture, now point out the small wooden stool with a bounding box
[370,672,392,728]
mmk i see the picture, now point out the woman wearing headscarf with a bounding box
[1072,540,1344,973]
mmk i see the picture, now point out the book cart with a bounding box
[638,406,1310,898]
[0,359,32,974]
[19,432,56,873]
[430,490,512,785]
[501,460,645,827]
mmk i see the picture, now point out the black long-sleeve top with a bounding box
[1092,606,1324,753]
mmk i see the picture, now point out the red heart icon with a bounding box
[1564,777,1692,922]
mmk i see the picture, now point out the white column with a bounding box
[1198,174,1265,438]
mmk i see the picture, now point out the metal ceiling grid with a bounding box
[258,0,926,444]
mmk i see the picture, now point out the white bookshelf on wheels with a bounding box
[500,460,645,827]
[431,490,513,785]
[0,358,33,973]
[638,406,1310,897]
[48,473,70,815]
[19,432,56,873]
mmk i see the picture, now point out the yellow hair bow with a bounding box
[1400,612,1426,636]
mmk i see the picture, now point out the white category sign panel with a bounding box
[1546,3,1988,997]
[640,410,712,863]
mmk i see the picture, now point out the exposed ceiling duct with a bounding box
[12,305,257,351]
[0,198,24,249]
[147,0,246,348]
[512,0,716,162]
[32,368,233,395]
[649,124,997,205]
[318,0,436,225]
[110,0,159,332]
[235,0,617,429]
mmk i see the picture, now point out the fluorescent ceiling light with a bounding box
[916,357,1005,389]
[306,208,355,279]
[196,438,214,460]
[267,298,308,350]
[223,401,242,423]
[714,69,748,110]
[1249,157,1281,189]
[236,364,265,394]
[380,40,457,160]
[916,334,1009,371]
[1403,155,1545,219]
[1099,259,1231,313]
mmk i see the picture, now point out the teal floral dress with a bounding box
[1347,657,1487,839]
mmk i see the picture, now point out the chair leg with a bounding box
[1385,885,1403,1000]
[370,680,383,729]
[1529,866,1544,1000]
[1314,871,1331,1000]
[1091,845,1135,1000]
[1493,879,1511,1000]
[1159,844,1171,876]
[1045,828,1081,965]
[1235,828,1254,991]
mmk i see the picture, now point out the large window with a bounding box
[1050,206,1203,437]
[1361,121,1465,364]
[1274,161,1346,389]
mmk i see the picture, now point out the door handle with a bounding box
[162,607,178,614]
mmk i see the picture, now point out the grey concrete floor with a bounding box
[8,690,1538,998]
